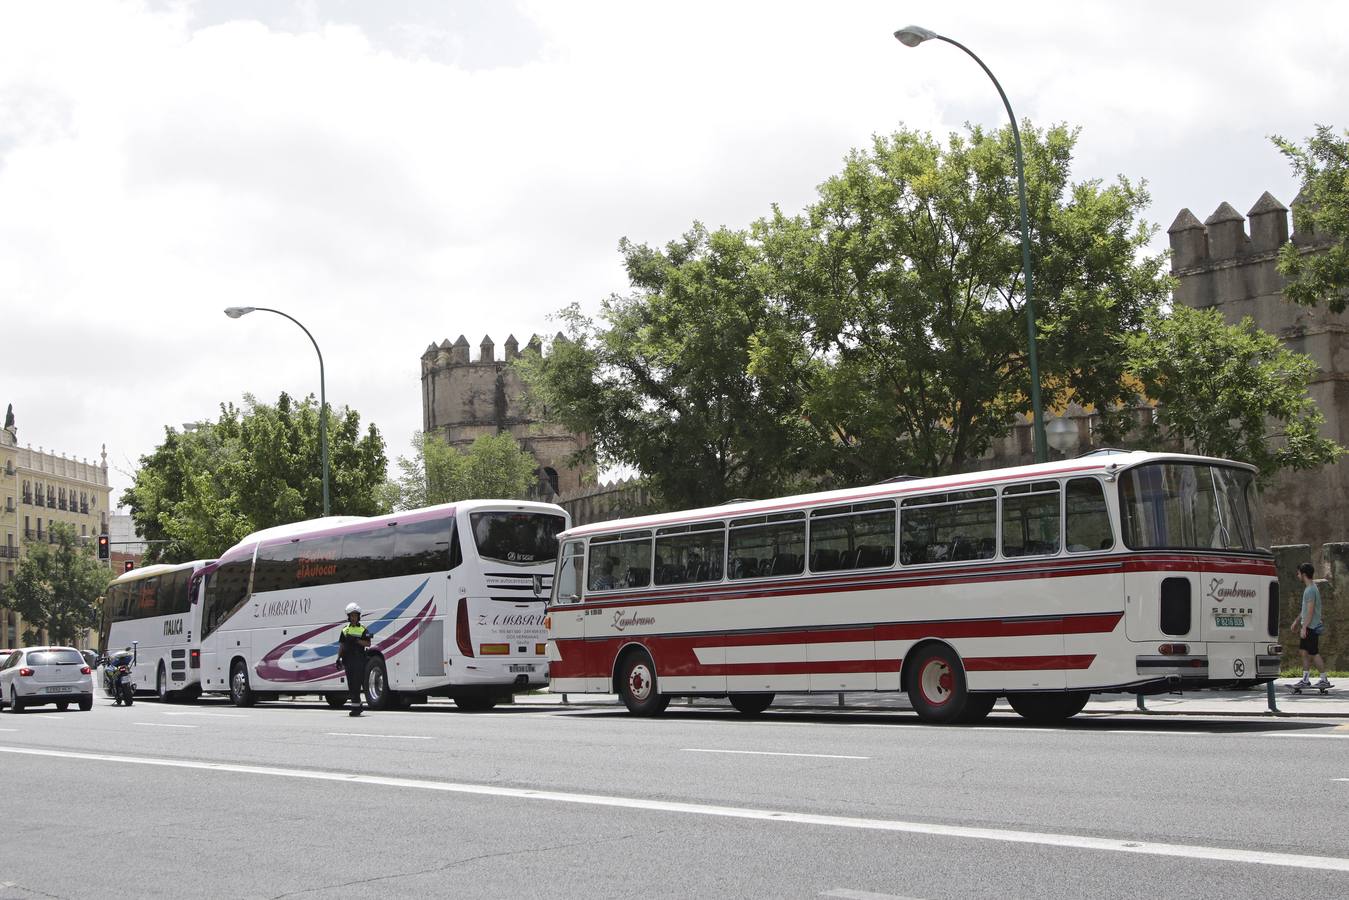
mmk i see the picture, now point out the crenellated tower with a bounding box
[1169,192,1348,550]
[419,333,593,501]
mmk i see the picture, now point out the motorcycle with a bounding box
[104,654,136,706]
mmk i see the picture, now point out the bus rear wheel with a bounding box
[230,660,255,707]
[454,696,498,711]
[905,643,971,725]
[324,693,347,709]
[617,650,669,717]
[364,658,397,710]
[157,664,173,703]
[1006,691,1090,724]
[728,693,774,715]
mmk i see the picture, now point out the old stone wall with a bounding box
[559,477,657,527]
[1273,543,1344,671]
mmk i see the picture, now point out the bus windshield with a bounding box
[1119,462,1269,553]
[470,512,565,565]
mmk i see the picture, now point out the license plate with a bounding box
[509,664,535,673]
[46,686,74,693]
[1215,615,1246,627]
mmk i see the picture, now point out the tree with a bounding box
[122,393,388,563]
[1274,125,1349,311]
[517,225,817,509]
[4,523,107,645]
[1124,305,1343,478]
[759,122,1171,481]
[388,431,537,509]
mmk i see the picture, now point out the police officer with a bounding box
[336,602,372,717]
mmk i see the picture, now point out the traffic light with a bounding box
[123,560,134,573]
[97,534,110,560]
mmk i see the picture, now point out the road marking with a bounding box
[683,748,869,760]
[134,722,198,729]
[822,890,922,900]
[325,732,432,740]
[2,745,1347,873]
[1262,733,1349,740]
[0,728,16,732]
[162,712,248,718]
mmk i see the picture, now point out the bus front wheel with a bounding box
[617,650,669,717]
[230,660,255,707]
[1006,691,1090,724]
[905,643,970,725]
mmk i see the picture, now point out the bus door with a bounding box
[548,540,592,688]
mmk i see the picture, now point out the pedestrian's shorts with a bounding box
[1299,631,1321,654]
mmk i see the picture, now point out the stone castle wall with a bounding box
[1168,192,1349,553]
[420,333,594,502]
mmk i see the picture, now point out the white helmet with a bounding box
[345,602,362,615]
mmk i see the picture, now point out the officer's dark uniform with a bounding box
[337,621,372,714]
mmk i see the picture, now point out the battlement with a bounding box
[1168,191,1335,271]
[420,332,568,372]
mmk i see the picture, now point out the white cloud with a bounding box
[1,0,1345,501]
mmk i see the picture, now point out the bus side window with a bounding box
[554,540,584,603]
[1066,478,1113,553]
[1001,481,1061,558]
[202,559,252,638]
[392,517,454,577]
[343,526,396,582]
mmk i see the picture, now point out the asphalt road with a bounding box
[1,696,1346,899]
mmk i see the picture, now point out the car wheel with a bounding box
[56,701,70,711]
[617,648,669,717]
[230,660,255,707]
[78,696,93,712]
[7,687,23,714]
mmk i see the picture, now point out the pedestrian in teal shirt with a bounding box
[1293,563,1330,689]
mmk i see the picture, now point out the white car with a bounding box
[0,647,95,712]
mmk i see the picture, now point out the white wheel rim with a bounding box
[232,668,247,699]
[919,659,954,707]
[368,668,384,701]
[628,663,653,702]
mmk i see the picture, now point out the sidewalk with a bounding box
[517,678,1349,719]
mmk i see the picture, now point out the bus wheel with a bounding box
[1006,691,1090,724]
[618,650,669,717]
[905,643,969,725]
[364,658,397,710]
[324,694,346,709]
[956,693,997,724]
[157,664,172,703]
[728,693,774,715]
[230,660,255,707]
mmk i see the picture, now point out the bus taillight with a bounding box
[1157,643,1190,655]
[456,597,474,658]
[189,649,200,668]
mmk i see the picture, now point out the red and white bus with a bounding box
[545,452,1280,723]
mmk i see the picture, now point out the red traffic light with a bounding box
[97,534,110,560]
[123,560,134,572]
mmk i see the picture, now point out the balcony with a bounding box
[0,546,18,559]
[46,498,55,509]
[80,504,89,514]
[21,493,32,505]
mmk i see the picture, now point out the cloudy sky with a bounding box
[1,0,1345,504]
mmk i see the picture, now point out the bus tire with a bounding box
[905,643,970,725]
[323,693,346,709]
[454,696,497,711]
[617,649,669,717]
[157,664,172,703]
[364,658,397,711]
[956,693,997,724]
[1006,691,1090,724]
[230,659,255,707]
[728,693,774,715]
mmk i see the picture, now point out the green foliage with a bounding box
[760,122,1171,480]
[1274,125,1349,312]
[4,523,107,645]
[516,225,817,508]
[1124,306,1343,478]
[122,393,388,562]
[388,432,537,509]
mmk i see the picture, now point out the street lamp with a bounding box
[893,25,1049,464]
[223,306,330,516]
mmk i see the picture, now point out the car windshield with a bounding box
[26,650,84,666]
[1119,462,1269,552]
[469,512,565,565]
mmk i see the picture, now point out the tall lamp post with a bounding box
[223,306,330,516]
[894,25,1049,464]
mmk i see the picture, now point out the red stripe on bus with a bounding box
[965,654,1096,672]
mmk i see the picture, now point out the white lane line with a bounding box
[683,748,869,760]
[822,890,923,900]
[1262,733,1349,740]
[162,712,248,718]
[2,745,1346,874]
[134,722,198,729]
[0,728,16,732]
[325,732,432,740]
